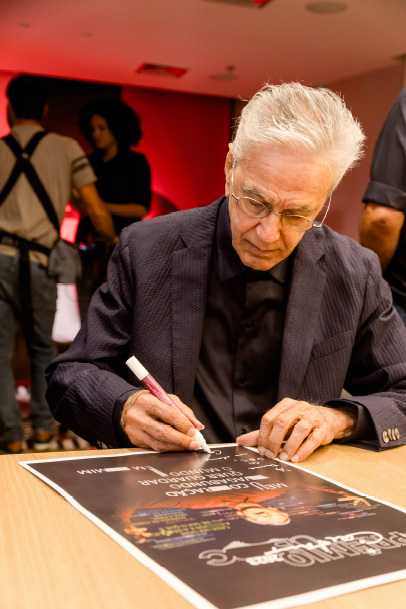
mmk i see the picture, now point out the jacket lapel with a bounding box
[171,201,221,404]
[278,230,326,401]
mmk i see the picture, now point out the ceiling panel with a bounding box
[1,0,405,97]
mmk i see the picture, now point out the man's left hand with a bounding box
[236,398,357,463]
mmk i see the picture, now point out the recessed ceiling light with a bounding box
[19,22,31,28]
[205,0,273,6]
[306,2,348,14]
[136,63,188,78]
[210,66,238,81]
[81,31,94,37]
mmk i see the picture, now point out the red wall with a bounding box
[0,73,232,236]
[0,72,18,137]
[326,64,404,241]
[122,87,231,210]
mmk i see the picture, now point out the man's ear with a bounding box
[42,104,49,120]
[224,143,233,196]
[7,104,16,127]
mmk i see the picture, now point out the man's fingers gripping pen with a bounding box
[126,355,211,454]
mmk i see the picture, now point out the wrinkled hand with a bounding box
[121,390,204,453]
[236,398,357,463]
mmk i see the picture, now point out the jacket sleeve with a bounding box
[327,253,406,450]
[45,237,142,448]
[362,90,406,211]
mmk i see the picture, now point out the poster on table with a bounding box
[21,445,406,609]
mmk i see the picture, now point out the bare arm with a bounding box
[73,183,118,244]
[360,203,405,271]
[105,203,148,218]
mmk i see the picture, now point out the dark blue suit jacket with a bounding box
[46,198,406,450]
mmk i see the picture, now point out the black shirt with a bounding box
[77,149,151,239]
[191,199,290,442]
[363,87,406,311]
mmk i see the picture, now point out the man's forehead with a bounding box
[236,143,325,168]
[236,146,333,194]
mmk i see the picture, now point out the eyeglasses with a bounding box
[231,164,331,232]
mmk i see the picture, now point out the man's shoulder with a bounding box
[313,224,379,273]
[43,132,84,152]
[38,134,94,187]
[5,127,80,148]
[392,87,406,110]
[315,224,359,248]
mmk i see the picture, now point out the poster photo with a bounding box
[21,445,406,609]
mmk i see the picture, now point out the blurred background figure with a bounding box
[0,75,117,454]
[76,97,151,321]
[360,87,406,326]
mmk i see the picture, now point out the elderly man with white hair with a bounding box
[46,82,406,461]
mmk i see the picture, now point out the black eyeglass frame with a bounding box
[231,163,331,233]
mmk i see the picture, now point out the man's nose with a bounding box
[256,211,282,243]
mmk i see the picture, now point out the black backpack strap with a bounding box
[0,132,47,206]
[3,130,47,158]
[23,131,47,157]
[22,161,60,233]
[0,135,25,206]
[0,132,60,232]
[2,133,23,156]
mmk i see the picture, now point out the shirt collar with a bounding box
[216,197,289,284]
[10,124,44,147]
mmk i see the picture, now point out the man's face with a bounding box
[225,145,332,270]
[236,503,291,525]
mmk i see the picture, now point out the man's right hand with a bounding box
[121,390,205,452]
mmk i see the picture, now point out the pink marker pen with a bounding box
[126,355,211,454]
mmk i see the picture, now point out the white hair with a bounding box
[232,82,365,190]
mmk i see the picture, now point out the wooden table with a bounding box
[1,444,406,609]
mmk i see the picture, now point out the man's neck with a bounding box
[12,118,42,127]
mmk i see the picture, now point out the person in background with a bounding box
[360,87,406,326]
[46,82,406,460]
[0,75,117,454]
[76,97,151,321]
